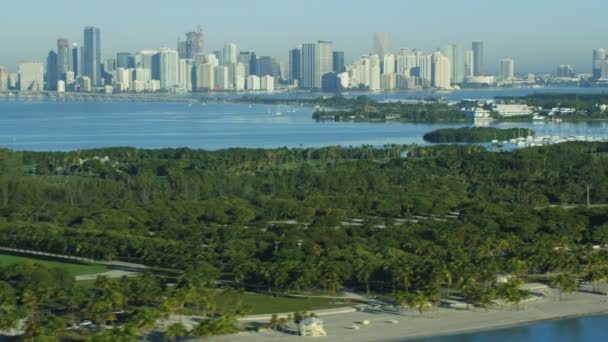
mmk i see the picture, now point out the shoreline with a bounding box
[204,289,608,342]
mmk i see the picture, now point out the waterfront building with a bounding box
[19,63,44,91]
[472,41,484,76]
[261,75,275,92]
[593,48,607,79]
[465,49,475,77]
[333,51,345,73]
[57,80,65,93]
[369,54,381,91]
[0,67,8,91]
[222,43,238,65]
[246,74,260,91]
[432,52,451,89]
[76,76,91,92]
[499,59,515,82]
[300,43,316,89]
[155,48,179,91]
[381,73,396,90]
[57,38,71,80]
[72,43,82,76]
[314,40,333,89]
[83,27,101,86]
[215,65,230,90]
[46,51,58,90]
[556,64,574,78]
[238,51,255,75]
[288,48,302,84]
[8,73,18,89]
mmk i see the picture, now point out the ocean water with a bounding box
[407,315,608,342]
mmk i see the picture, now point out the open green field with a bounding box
[216,292,355,315]
[0,253,109,276]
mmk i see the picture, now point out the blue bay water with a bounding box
[407,315,608,342]
[2,87,608,151]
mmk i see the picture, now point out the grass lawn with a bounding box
[216,292,355,315]
[0,253,109,277]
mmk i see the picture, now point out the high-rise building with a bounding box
[419,54,433,86]
[300,43,316,89]
[472,41,484,76]
[499,59,515,82]
[383,53,395,74]
[333,51,345,73]
[222,43,238,65]
[465,50,475,77]
[83,27,101,86]
[117,53,135,69]
[314,41,333,89]
[72,43,82,76]
[238,51,255,75]
[556,64,574,78]
[369,55,381,91]
[57,38,71,80]
[593,49,607,79]
[432,52,451,89]
[0,67,8,91]
[184,27,204,61]
[289,48,301,83]
[257,56,275,77]
[373,32,388,59]
[19,63,44,91]
[154,48,179,90]
[46,51,58,91]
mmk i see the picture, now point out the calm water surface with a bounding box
[407,315,608,342]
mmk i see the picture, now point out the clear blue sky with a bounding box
[1,0,606,73]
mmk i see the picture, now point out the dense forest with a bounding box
[2,143,608,339]
[423,127,535,143]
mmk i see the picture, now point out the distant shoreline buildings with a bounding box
[0,27,604,94]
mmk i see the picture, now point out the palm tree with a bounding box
[131,308,161,342]
[164,322,188,342]
[413,293,434,316]
[552,274,578,301]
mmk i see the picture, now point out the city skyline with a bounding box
[0,0,606,73]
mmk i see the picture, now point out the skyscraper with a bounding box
[300,43,316,89]
[46,51,58,90]
[289,48,301,83]
[373,32,388,59]
[184,27,204,61]
[257,56,275,77]
[57,38,71,80]
[383,53,395,75]
[432,52,451,89]
[19,63,44,91]
[499,59,515,82]
[333,51,345,73]
[83,27,101,86]
[472,41,484,76]
[0,67,8,91]
[72,43,82,76]
[314,41,333,89]
[593,49,607,79]
[464,49,475,77]
[116,53,135,69]
[222,43,238,65]
[155,48,179,90]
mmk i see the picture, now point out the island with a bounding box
[423,127,535,143]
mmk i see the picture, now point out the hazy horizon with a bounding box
[1,0,606,73]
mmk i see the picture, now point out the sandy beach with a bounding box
[202,289,608,342]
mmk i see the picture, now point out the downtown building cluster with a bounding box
[4,27,602,94]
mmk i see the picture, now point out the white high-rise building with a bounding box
[314,40,333,89]
[0,67,9,91]
[222,43,238,65]
[157,48,179,90]
[198,63,214,90]
[465,50,475,77]
[116,68,132,90]
[419,55,433,85]
[383,54,395,75]
[369,54,381,91]
[499,59,515,82]
[19,63,44,91]
[215,65,230,89]
[261,75,275,92]
[432,52,451,89]
[246,75,260,91]
[235,63,246,91]
[135,67,151,83]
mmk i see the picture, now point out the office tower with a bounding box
[19,63,44,91]
[333,51,345,73]
[441,44,464,84]
[238,51,255,75]
[300,43,316,89]
[499,59,515,82]
[104,59,116,73]
[117,53,135,69]
[557,64,574,78]
[369,55,381,91]
[57,38,71,80]
[136,50,158,73]
[185,27,204,61]
[46,51,58,91]
[373,32,388,59]
[83,27,101,85]
[76,76,92,92]
[289,48,301,83]
[383,53,395,74]
[465,49,475,77]
[419,54,433,86]
[72,43,82,76]
[222,43,238,65]
[432,52,451,89]
[0,67,8,91]
[257,56,275,77]
[593,49,607,79]
[214,65,229,89]
[314,41,333,89]
[472,41,484,76]
[154,48,179,90]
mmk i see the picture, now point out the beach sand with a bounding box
[203,289,608,342]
